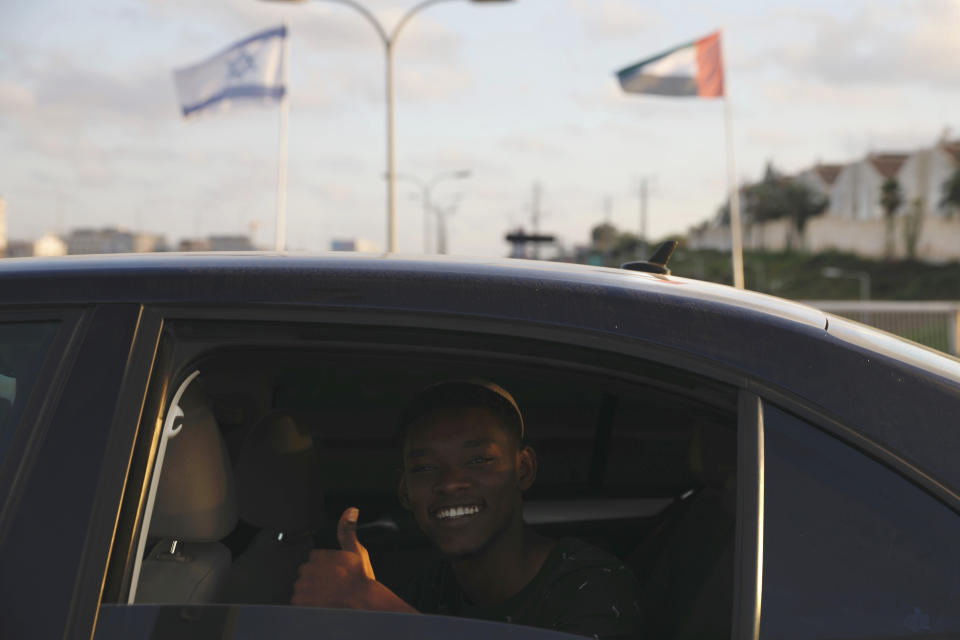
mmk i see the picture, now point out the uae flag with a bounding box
[616,31,724,98]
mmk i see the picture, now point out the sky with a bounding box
[1,0,958,256]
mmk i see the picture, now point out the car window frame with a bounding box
[0,303,164,640]
[105,305,766,638]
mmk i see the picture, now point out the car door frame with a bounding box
[96,303,772,640]
[0,303,163,640]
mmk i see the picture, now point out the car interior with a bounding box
[117,322,740,639]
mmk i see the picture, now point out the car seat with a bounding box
[136,383,238,603]
[218,410,325,604]
[628,424,736,639]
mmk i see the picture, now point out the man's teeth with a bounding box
[435,505,481,520]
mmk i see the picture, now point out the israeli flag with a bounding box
[173,25,287,118]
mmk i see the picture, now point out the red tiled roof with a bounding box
[941,140,960,163]
[868,153,908,179]
[813,163,843,185]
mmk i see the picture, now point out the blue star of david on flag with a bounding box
[227,50,257,80]
[173,25,287,118]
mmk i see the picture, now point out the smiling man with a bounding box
[292,380,643,639]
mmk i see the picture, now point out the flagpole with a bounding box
[274,22,291,252]
[721,34,745,289]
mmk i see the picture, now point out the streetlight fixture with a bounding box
[263,0,512,253]
[393,169,471,253]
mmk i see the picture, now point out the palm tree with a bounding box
[880,178,904,258]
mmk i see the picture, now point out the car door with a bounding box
[0,304,163,640]
[758,399,960,638]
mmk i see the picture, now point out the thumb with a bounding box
[337,507,362,553]
[337,507,376,580]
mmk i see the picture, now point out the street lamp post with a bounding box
[265,0,511,253]
[395,169,471,253]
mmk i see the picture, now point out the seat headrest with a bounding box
[235,411,325,533]
[150,382,238,541]
[688,425,736,488]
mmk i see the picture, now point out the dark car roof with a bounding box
[0,251,824,322]
[2,252,959,497]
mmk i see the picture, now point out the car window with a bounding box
[0,321,60,468]
[760,403,960,638]
[109,330,739,640]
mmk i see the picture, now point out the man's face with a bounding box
[400,405,534,558]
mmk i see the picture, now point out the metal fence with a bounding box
[804,301,960,356]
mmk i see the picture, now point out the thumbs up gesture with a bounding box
[292,508,376,607]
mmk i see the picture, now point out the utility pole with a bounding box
[636,175,656,258]
[531,182,542,259]
[639,178,648,257]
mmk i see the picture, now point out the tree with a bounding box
[590,222,618,253]
[781,180,828,247]
[902,197,925,260]
[742,162,827,249]
[941,167,960,217]
[880,178,904,258]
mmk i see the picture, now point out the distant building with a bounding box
[133,233,168,253]
[0,197,6,257]
[331,238,380,252]
[688,133,960,261]
[899,138,960,216]
[5,240,34,258]
[208,235,255,251]
[830,153,909,221]
[34,234,68,257]
[795,163,843,200]
[177,238,211,252]
[66,228,135,255]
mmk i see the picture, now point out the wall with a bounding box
[690,215,960,262]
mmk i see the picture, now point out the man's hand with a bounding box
[291,507,417,613]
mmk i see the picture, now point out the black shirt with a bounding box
[402,538,643,639]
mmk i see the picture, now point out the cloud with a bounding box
[499,134,564,157]
[767,0,960,88]
[33,63,173,120]
[0,82,35,113]
[567,0,664,38]
[396,66,471,102]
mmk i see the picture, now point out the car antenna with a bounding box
[620,240,679,275]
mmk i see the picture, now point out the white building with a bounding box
[899,139,960,217]
[687,135,960,261]
[795,163,843,200]
[34,234,68,257]
[829,153,908,221]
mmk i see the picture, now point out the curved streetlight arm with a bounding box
[390,0,460,43]
[321,0,389,46]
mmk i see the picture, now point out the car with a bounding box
[1,251,959,640]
